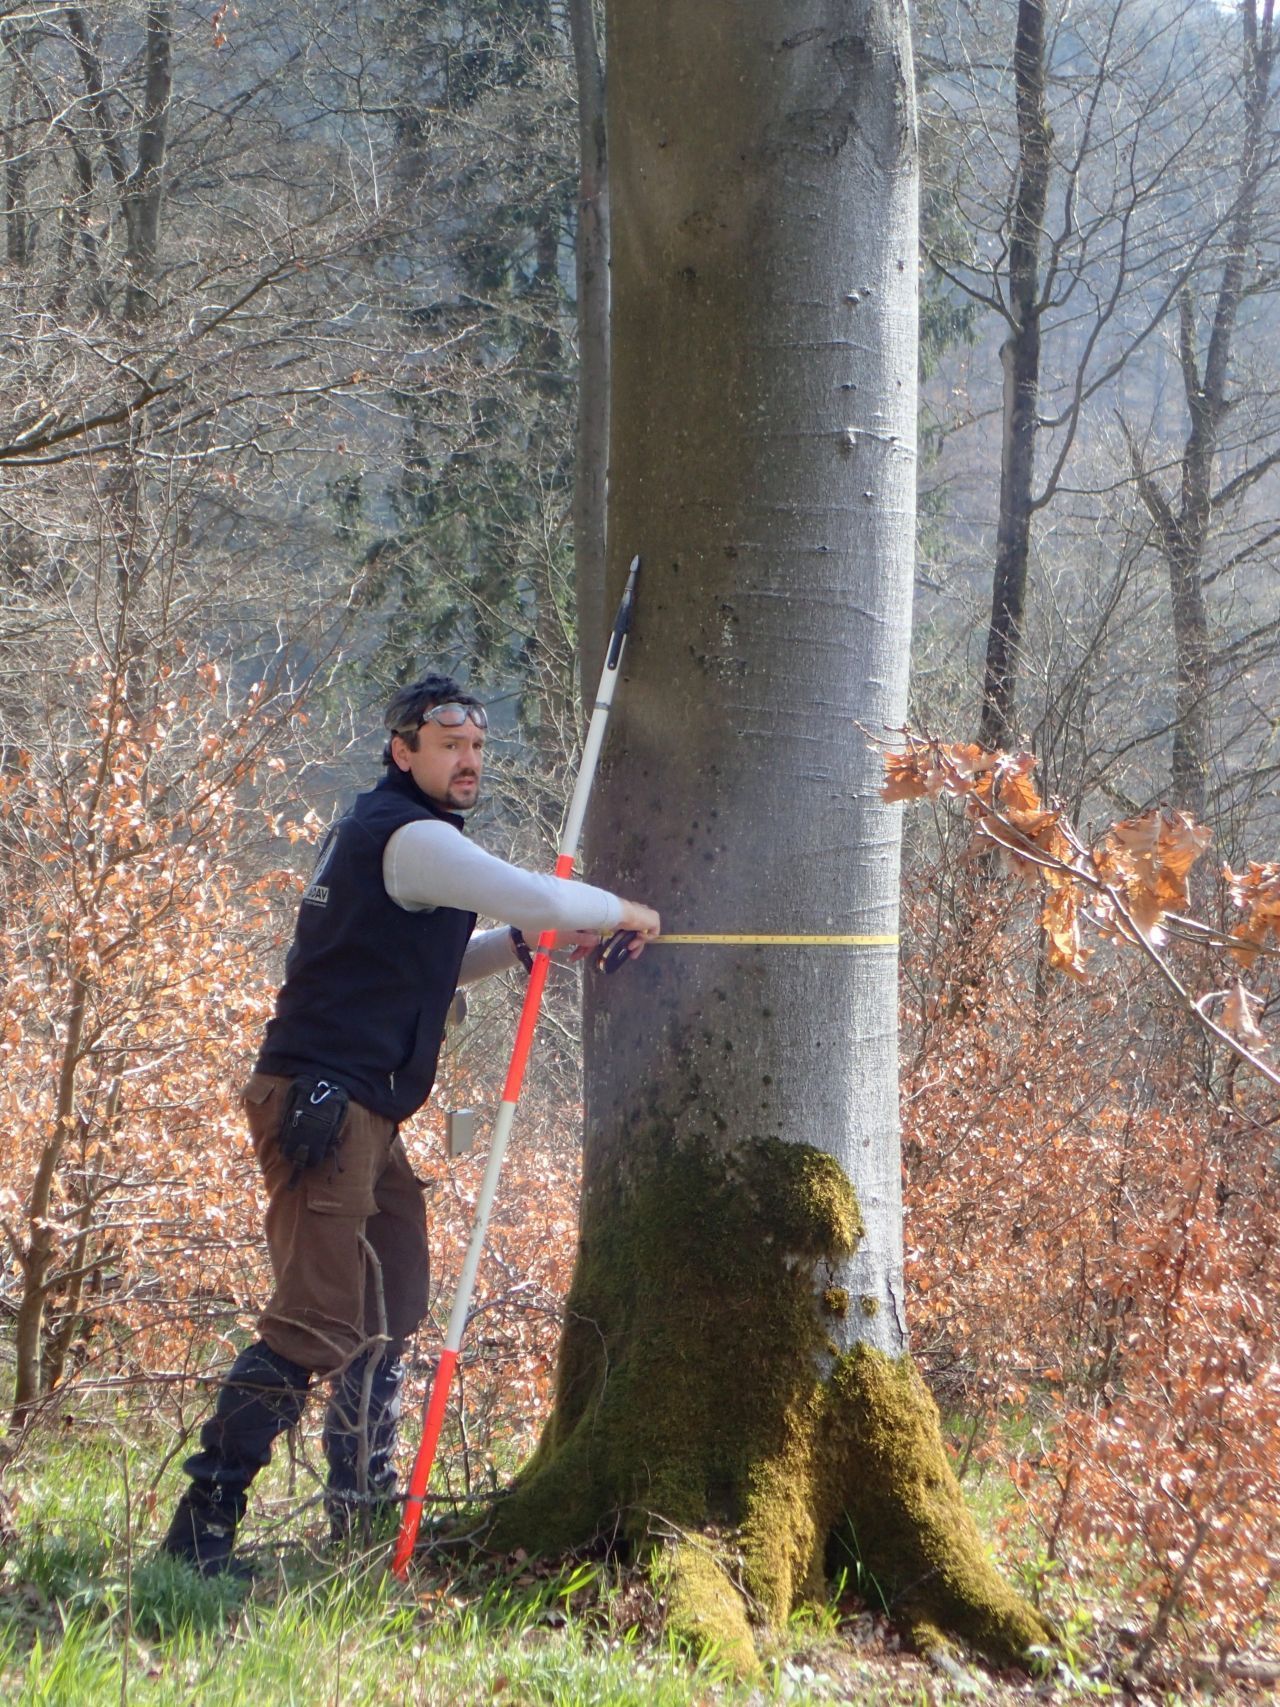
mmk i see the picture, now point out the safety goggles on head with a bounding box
[415,701,488,731]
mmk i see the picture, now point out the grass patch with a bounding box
[0,1425,760,1706]
[0,1563,753,1706]
[0,1401,1233,1704]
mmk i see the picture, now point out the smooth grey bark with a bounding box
[584,0,918,1351]
[460,4,1048,1656]
[568,0,610,688]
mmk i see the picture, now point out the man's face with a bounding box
[391,714,485,811]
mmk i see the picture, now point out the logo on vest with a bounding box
[302,822,339,907]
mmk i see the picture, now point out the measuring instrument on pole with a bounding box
[390,556,642,1578]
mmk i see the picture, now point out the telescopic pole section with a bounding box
[390,557,641,1578]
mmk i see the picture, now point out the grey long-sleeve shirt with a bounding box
[382,817,623,985]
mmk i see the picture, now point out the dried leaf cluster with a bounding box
[894,739,1280,1668]
[885,736,1280,1068]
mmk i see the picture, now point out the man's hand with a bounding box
[547,903,659,968]
[532,910,659,965]
[614,900,661,957]
[552,929,604,962]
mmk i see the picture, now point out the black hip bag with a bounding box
[279,1076,350,1176]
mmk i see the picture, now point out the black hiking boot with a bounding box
[323,1344,403,1545]
[161,1340,310,1576]
[161,1483,253,1579]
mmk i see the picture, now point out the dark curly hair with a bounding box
[381,673,484,766]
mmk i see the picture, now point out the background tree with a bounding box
[1122,0,1280,820]
[922,0,1222,757]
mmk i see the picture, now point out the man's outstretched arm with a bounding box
[384,818,658,983]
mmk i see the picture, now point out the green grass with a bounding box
[2,1554,742,1705]
[0,1409,1154,1705]
[0,1425,768,1706]
[2,1563,752,1706]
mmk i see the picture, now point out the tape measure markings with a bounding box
[653,933,898,947]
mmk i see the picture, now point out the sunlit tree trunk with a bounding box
[493,0,1048,1670]
[10,977,87,1438]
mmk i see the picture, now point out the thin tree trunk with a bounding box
[64,8,134,205]
[64,4,172,323]
[53,121,106,312]
[3,29,37,267]
[979,0,1050,752]
[40,1063,122,1394]
[123,6,172,321]
[11,976,87,1430]
[1166,0,1274,815]
[1129,2,1277,815]
[1169,545,1212,816]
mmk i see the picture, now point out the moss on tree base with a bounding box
[654,1538,760,1680]
[485,1134,1051,1670]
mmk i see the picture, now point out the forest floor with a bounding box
[0,1416,1273,1706]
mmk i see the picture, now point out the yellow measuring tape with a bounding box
[653,933,899,947]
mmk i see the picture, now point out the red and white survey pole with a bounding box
[390,557,641,1578]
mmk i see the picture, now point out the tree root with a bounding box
[485,1135,1053,1670]
[652,1532,761,1680]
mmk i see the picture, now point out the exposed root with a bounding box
[652,1533,760,1681]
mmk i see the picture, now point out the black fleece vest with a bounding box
[256,768,477,1121]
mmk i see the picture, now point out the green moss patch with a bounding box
[485,1132,1050,1670]
[654,1538,759,1680]
[821,1347,1053,1664]
[488,1135,857,1558]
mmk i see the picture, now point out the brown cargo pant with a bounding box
[242,1072,430,1376]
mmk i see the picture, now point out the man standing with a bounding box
[162,675,659,1574]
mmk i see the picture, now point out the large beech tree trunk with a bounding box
[493,0,1047,1669]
